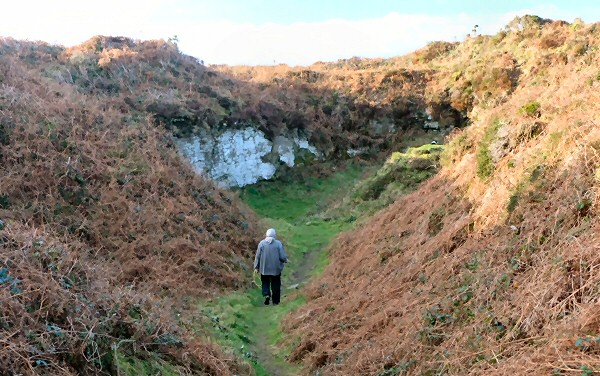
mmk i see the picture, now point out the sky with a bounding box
[1,0,600,66]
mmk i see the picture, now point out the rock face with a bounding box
[174,127,320,187]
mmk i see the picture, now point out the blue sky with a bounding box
[181,0,599,23]
[1,1,599,65]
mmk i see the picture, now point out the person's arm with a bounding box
[279,243,288,263]
[253,244,262,271]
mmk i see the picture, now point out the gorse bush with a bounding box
[519,101,541,117]
[354,145,444,201]
[476,120,501,179]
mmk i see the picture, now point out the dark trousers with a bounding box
[261,274,281,304]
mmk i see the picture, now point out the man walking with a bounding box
[254,228,288,305]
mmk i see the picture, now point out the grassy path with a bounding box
[116,146,435,374]
[199,164,369,375]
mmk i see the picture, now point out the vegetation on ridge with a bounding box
[283,15,600,376]
[3,11,600,376]
[0,35,260,374]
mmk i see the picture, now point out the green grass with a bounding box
[200,292,306,376]
[519,100,541,117]
[239,163,365,221]
[476,119,501,179]
[115,352,181,376]
[198,149,444,374]
[199,163,370,375]
[335,144,444,217]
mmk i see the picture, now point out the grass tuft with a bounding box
[476,120,502,179]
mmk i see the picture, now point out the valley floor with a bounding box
[197,143,442,375]
[198,163,371,375]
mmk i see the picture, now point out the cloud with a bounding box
[0,1,590,66]
[177,12,483,66]
[182,6,585,66]
[0,0,172,45]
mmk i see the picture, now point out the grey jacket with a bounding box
[254,238,288,276]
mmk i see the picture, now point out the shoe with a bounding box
[264,296,270,305]
[273,303,279,306]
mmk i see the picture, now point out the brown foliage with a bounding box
[0,223,238,374]
[4,14,600,375]
[283,17,600,375]
[0,38,260,373]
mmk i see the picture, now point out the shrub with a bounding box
[414,41,458,63]
[516,121,544,143]
[492,30,508,45]
[507,193,520,213]
[505,15,552,32]
[476,147,494,178]
[355,145,444,201]
[476,120,501,179]
[428,208,445,235]
[441,132,473,166]
[539,32,566,49]
[519,101,541,117]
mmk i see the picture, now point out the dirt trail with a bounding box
[252,248,320,376]
[214,166,364,375]
[253,323,289,376]
[291,249,319,286]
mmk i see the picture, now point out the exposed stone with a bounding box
[370,120,396,135]
[426,102,464,128]
[347,147,369,157]
[175,127,320,187]
[489,125,511,162]
[294,137,321,158]
[423,120,441,130]
[175,128,274,187]
[273,136,296,166]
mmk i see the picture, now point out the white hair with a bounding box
[266,228,276,238]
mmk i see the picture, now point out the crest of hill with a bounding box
[49,36,449,157]
[284,16,600,375]
[213,58,447,154]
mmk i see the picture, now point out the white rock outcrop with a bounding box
[175,127,319,187]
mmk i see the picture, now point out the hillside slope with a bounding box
[0,38,261,374]
[0,32,448,374]
[58,36,454,160]
[3,14,598,376]
[284,16,600,375]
